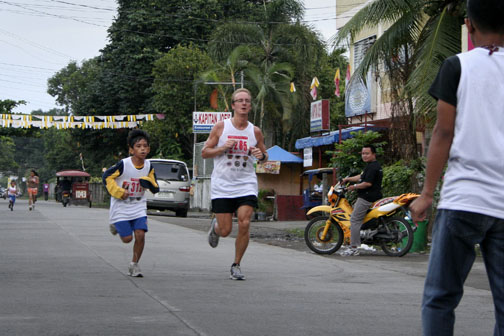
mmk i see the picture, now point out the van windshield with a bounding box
[151,162,188,182]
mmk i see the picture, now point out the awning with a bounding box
[295,126,378,150]
[266,145,303,163]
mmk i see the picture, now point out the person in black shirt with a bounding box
[341,144,383,256]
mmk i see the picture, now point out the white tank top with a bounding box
[109,157,151,224]
[438,48,504,220]
[8,186,17,196]
[211,118,258,199]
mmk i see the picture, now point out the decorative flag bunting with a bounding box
[0,113,164,129]
[345,64,351,91]
[334,68,341,97]
[290,82,296,93]
[310,77,319,100]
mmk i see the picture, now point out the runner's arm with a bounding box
[201,122,232,158]
[102,161,128,199]
[251,126,268,161]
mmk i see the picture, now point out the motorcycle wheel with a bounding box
[380,216,414,257]
[304,216,343,255]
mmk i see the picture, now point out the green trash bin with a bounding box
[410,220,428,253]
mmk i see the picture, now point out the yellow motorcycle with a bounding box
[304,183,419,257]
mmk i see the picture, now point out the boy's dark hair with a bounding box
[363,144,377,154]
[467,0,504,34]
[127,129,150,148]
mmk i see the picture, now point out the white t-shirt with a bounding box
[438,48,504,219]
[109,157,151,224]
[210,118,258,199]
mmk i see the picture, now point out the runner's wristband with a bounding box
[259,152,266,161]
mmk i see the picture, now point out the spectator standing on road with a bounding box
[27,170,39,211]
[43,182,49,201]
[202,88,268,280]
[102,129,159,277]
[410,0,504,334]
[340,145,383,256]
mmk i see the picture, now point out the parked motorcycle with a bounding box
[304,183,419,257]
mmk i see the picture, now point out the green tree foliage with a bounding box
[150,44,213,161]
[0,136,18,173]
[0,99,26,114]
[208,1,327,149]
[327,131,386,178]
[382,160,423,196]
[47,59,103,116]
[95,0,271,117]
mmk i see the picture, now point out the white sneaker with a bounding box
[339,247,360,256]
[208,217,220,248]
[128,262,143,277]
[230,264,245,280]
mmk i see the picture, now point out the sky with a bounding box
[0,0,337,115]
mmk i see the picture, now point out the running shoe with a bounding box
[230,264,246,280]
[29,206,32,211]
[339,247,360,256]
[128,262,143,277]
[208,217,220,248]
[109,223,118,236]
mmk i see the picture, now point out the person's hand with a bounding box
[409,195,433,224]
[121,189,130,200]
[222,139,236,151]
[342,177,350,185]
[249,146,264,160]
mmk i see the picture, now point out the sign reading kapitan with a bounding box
[192,112,232,133]
[310,100,330,133]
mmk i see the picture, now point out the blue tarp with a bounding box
[295,126,377,150]
[266,145,303,163]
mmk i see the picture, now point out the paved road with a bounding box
[0,199,495,335]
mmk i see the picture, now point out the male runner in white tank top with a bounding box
[202,88,268,280]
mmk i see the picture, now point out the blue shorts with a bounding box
[8,195,16,204]
[113,217,148,237]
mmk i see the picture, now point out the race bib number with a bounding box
[227,135,249,156]
[122,178,145,200]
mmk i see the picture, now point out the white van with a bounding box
[145,159,190,217]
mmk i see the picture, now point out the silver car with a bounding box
[145,159,191,217]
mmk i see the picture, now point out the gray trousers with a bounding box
[350,197,373,247]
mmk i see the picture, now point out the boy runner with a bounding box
[8,180,19,211]
[102,129,159,277]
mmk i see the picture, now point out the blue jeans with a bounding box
[422,209,504,336]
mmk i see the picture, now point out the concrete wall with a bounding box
[191,178,212,211]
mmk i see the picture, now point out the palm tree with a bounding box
[200,46,251,112]
[246,61,294,131]
[333,0,464,161]
[207,0,327,148]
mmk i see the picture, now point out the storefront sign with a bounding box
[303,147,313,167]
[192,112,232,133]
[310,100,330,133]
[256,161,281,174]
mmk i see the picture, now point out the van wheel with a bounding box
[176,209,188,217]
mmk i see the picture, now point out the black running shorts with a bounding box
[211,195,258,214]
